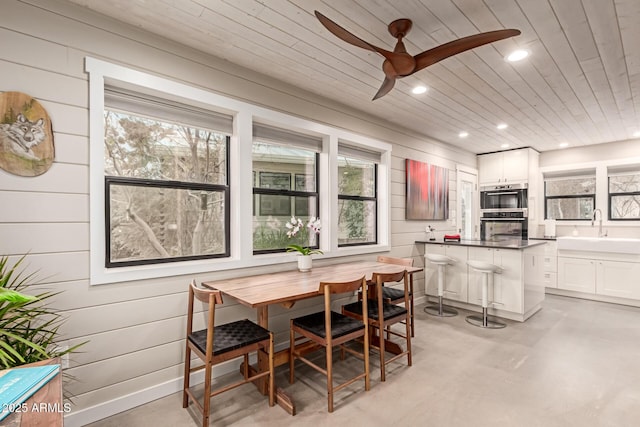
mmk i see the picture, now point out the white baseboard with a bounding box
[64,368,204,427]
[64,354,251,426]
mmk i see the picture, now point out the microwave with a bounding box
[480,183,528,213]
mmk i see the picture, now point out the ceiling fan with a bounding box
[315,11,521,100]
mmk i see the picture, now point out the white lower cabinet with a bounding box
[467,247,523,314]
[557,257,596,293]
[424,244,468,303]
[557,255,640,300]
[596,260,640,300]
[543,241,558,288]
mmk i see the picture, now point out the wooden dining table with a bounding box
[202,259,423,415]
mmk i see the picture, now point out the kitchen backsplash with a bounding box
[534,224,640,239]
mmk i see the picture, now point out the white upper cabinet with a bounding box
[478,148,533,185]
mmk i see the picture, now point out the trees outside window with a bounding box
[338,155,377,246]
[544,176,596,220]
[104,108,229,267]
[609,172,640,220]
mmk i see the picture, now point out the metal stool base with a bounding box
[424,304,458,317]
[465,314,506,329]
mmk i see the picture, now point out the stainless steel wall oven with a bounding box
[480,211,528,241]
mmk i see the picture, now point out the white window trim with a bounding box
[538,158,640,227]
[86,57,391,285]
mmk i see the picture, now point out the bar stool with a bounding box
[423,254,458,317]
[466,260,505,329]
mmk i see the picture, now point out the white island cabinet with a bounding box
[467,247,524,315]
[423,244,469,303]
[418,240,546,322]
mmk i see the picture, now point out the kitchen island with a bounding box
[416,239,547,322]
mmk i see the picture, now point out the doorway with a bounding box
[457,167,478,240]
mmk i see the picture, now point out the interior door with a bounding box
[457,168,478,239]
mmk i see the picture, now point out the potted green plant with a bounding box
[0,255,83,369]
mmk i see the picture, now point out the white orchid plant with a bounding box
[285,216,323,256]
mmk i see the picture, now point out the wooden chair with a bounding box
[183,280,274,427]
[343,270,411,382]
[376,255,416,337]
[289,276,370,413]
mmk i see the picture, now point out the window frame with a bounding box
[104,158,231,267]
[87,57,392,286]
[544,176,596,221]
[337,161,378,247]
[252,149,320,254]
[608,172,640,221]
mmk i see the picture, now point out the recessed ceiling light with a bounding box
[459,131,469,138]
[501,143,510,149]
[633,131,640,138]
[412,85,427,95]
[559,142,569,148]
[506,49,529,62]
[497,123,508,130]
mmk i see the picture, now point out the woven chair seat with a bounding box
[343,299,407,321]
[381,286,412,301]
[292,310,365,339]
[189,319,271,356]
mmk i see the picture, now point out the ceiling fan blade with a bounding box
[314,11,405,63]
[413,29,521,73]
[372,77,396,101]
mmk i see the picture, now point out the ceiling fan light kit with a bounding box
[315,11,521,101]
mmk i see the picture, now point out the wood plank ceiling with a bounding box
[65,0,640,154]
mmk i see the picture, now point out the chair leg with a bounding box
[379,327,386,382]
[182,344,191,408]
[364,325,370,391]
[243,354,249,380]
[326,346,334,413]
[409,295,415,337]
[202,363,212,427]
[405,314,412,367]
[289,322,295,384]
[268,333,275,407]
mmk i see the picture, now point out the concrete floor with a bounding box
[88,295,640,426]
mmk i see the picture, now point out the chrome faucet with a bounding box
[591,209,607,237]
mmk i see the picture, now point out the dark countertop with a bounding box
[415,238,547,250]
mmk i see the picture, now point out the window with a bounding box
[252,125,321,253]
[337,145,378,246]
[104,87,231,267]
[544,174,596,220]
[609,170,640,220]
[88,58,392,284]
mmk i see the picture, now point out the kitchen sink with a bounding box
[557,236,640,254]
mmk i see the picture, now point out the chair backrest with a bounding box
[318,276,366,295]
[187,280,223,346]
[190,280,223,305]
[372,270,409,306]
[377,255,414,267]
[318,276,367,345]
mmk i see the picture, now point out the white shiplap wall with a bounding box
[0,0,475,424]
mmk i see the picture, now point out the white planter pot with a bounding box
[297,255,312,272]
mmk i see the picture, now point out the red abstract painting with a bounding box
[405,159,449,220]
